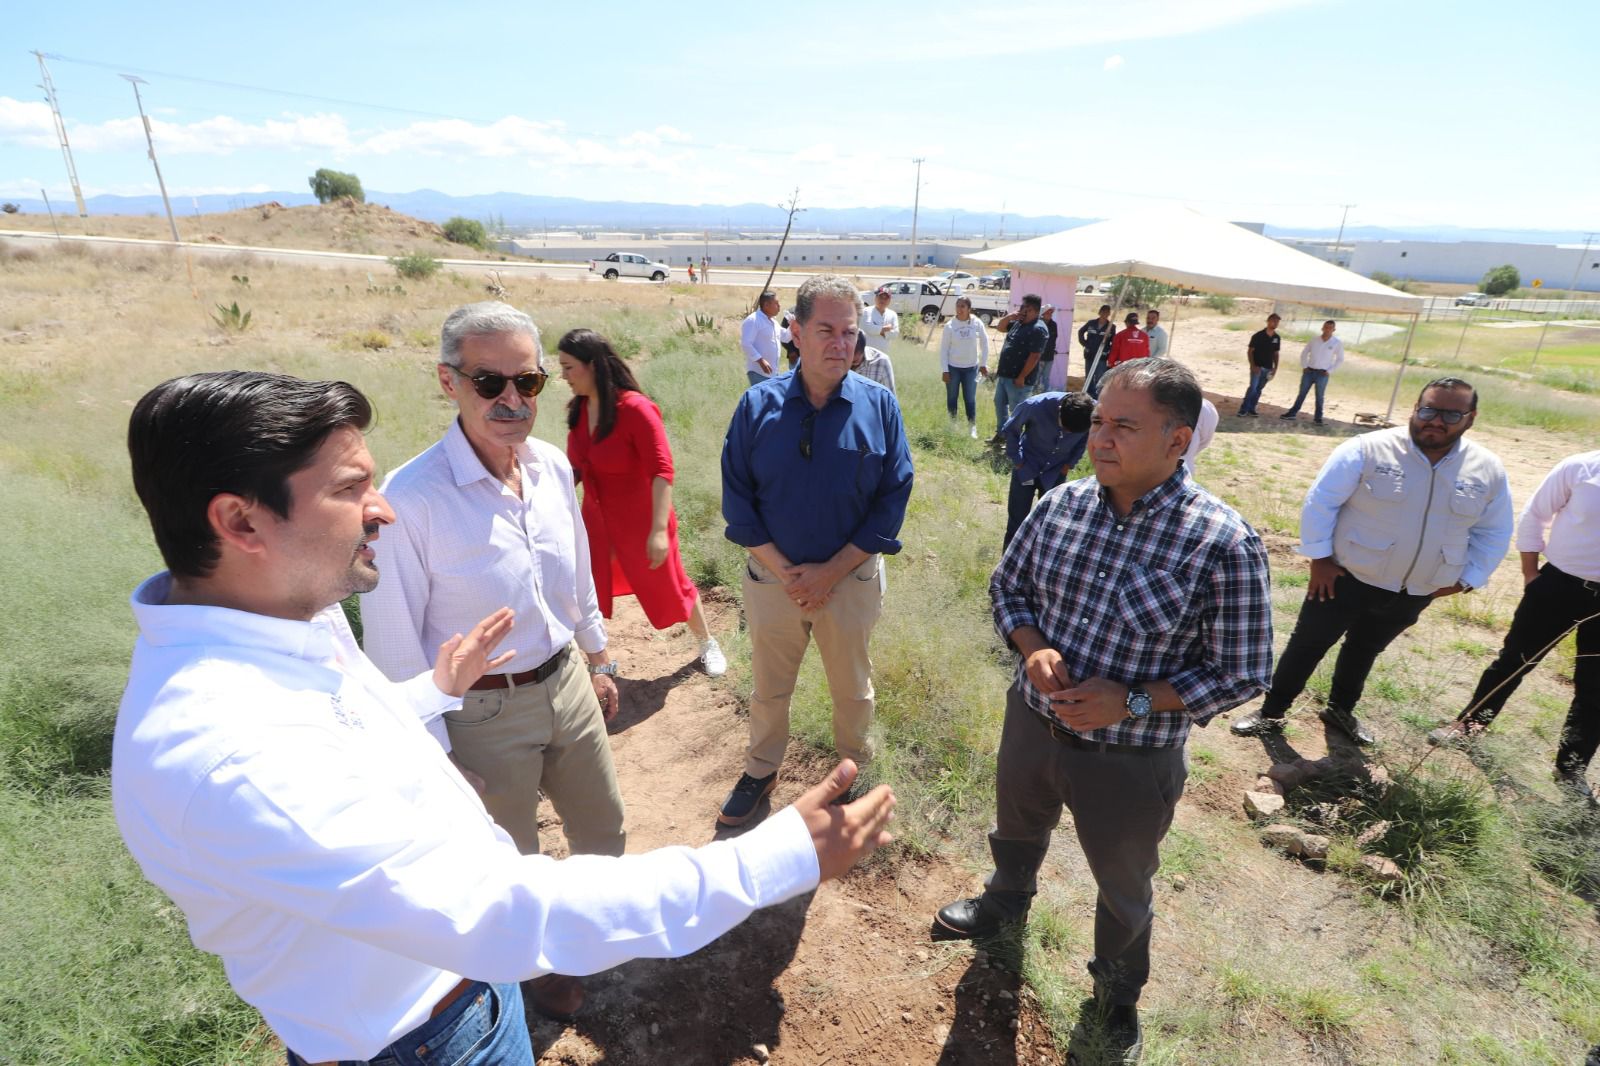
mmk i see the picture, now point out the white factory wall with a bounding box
[1348,241,1600,292]
[499,238,986,270]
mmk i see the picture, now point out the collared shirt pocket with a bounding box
[854,444,885,495]
[1338,526,1395,570]
[1116,565,1192,636]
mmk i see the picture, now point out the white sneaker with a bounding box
[968,424,979,439]
[699,637,727,677]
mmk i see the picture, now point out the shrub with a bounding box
[1370,270,1419,293]
[1203,293,1237,313]
[388,252,441,280]
[1,203,19,214]
[1109,275,1176,308]
[441,217,487,249]
[1480,264,1520,296]
[308,168,364,204]
[209,301,253,333]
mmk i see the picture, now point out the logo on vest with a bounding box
[330,692,365,730]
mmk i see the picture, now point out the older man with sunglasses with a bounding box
[362,302,622,1020]
[1231,377,1512,747]
[718,275,914,827]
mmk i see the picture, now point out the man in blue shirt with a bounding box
[719,274,915,826]
[1001,390,1094,547]
[988,295,1051,443]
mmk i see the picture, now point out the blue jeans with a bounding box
[1285,368,1329,420]
[1239,366,1272,414]
[1004,473,1046,547]
[746,370,769,388]
[1032,359,1054,395]
[285,981,532,1066]
[994,377,1030,434]
[946,365,979,422]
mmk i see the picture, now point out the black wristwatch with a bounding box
[1125,685,1154,720]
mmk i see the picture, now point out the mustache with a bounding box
[489,403,532,421]
[361,522,381,540]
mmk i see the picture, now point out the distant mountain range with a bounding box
[1,189,1585,246]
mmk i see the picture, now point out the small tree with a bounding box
[389,252,441,280]
[1480,264,1520,296]
[1,203,19,214]
[308,168,364,204]
[1109,275,1176,309]
[442,217,487,249]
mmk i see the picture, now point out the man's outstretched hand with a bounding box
[433,607,516,697]
[793,760,896,882]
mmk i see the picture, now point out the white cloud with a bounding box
[0,97,58,149]
[1103,54,1125,70]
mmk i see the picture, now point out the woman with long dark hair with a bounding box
[559,328,726,676]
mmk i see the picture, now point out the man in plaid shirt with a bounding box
[935,359,1273,1062]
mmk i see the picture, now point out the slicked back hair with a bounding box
[1420,376,1478,410]
[439,301,541,368]
[1099,358,1203,431]
[128,371,373,578]
[794,274,860,324]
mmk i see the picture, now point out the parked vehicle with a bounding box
[588,252,671,281]
[865,281,1010,324]
[1454,291,1492,307]
[978,268,1011,290]
[931,270,979,292]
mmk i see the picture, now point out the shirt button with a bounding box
[1116,524,1125,531]
[1080,618,1087,625]
[1098,571,1107,578]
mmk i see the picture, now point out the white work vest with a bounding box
[1331,428,1507,594]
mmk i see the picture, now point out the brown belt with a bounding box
[300,978,477,1065]
[467,646,567,691]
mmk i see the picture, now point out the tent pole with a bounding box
[1382,312,1419,425]
[1167,290,1182,355]
[1083,260,1135,391]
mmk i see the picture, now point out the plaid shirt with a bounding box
[992,467,1274,747]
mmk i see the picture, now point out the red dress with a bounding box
[567,390,699,628]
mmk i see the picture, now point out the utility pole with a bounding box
[907,158,925,273]
[998,199,1007,240]
[1333,204,1356,266]
[1532,231,1595,368]
[120,75,181,244]
[33,52,87,220]
[756,188,803,308]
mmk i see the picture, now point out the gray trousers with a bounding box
[984,686,1186,1005]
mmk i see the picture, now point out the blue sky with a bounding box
[4,0,1596,232]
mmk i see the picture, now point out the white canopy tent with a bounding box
[963,208,1426,421]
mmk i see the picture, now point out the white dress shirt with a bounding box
[940,316,991,371]
[1146,324,1169,361]
[112,574,820,1063]
[362,422,605,745]
[861,305,900,348]
[740,309,780,375]
[1300,335,1345,371]
[1182,398,1218,472]
[1517,449,1600,581]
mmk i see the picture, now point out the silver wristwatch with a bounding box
[587,661,618,677]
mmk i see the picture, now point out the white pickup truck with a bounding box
[871,280,1011,324]
[589,252,671,281]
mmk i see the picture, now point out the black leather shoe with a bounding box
[717,771,777,826]
[1320,706,1375,746]
[1103,1004,1143,1064]
[1554,765,1597,806]
[933,895,1022,940]
[1229,711,1284,737]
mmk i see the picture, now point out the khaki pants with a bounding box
[444,644,626,858]
[742,554,883,778]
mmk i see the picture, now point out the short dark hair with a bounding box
[759,290,779,308]
[1098,304,1112,315]
[1021,294,1042,312]
[1266,313,1281,322]
[128,371,373,578]
[559,328,644,443]
[1419,376,1478,411]
[1058,391,1095,432]
[1098,359,1203,431]
[854,329,868,355]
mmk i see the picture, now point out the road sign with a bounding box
[1532,278,1543,287]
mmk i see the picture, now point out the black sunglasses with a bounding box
[799,411,817,460]
[1415,405,1468,425]
[451,367,548,400]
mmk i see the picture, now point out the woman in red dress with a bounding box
[558,328,726,676]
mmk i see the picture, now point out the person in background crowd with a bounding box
[989,294,1050,443]
[1108,311,1150,368]
[113,372,895,1066]
[1078,303,1116,395]
[780,310,802,370]
[861,286,901,351]
[1145,309,1169,361]
[363,303,627,1019]
[1429,448,1600,805]
[1231,378,1512,746]
[559,328,726,678]
[940,295,991,438]
[1000,390,1093,547]
[701,255,711,284]
[1280,319,1345,426]
[1236,313,1280,417]
[1033,304,1060,394]
[719,275,914,827]
[852,329,897,394]
[935,359,1273,1065]
[741,291,782,387]
[687,260,696,284]
[1183,396,1220,477]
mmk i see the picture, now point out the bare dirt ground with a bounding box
[526,594,1060,1066]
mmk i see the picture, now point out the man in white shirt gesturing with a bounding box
[114,369,895,1066]
[861,286,901,351]
[1280,319,1345,426]
[741,291,783,386]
